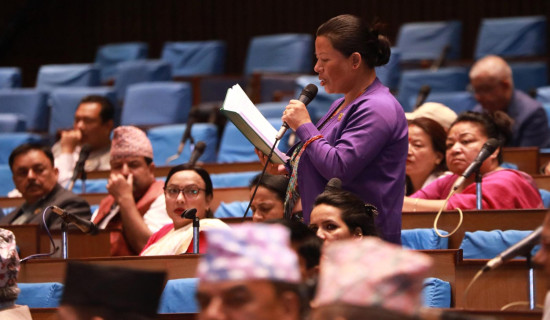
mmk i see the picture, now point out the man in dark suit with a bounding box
[0,143,91,230]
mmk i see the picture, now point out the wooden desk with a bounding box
[534,174,550,190]
[30,308,196,320]
[502,147,539,175]
[402,209,546,249]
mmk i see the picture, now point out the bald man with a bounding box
[470,55,550,148]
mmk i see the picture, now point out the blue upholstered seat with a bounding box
[113,60,172,101]
[48,87,117,135]
[375,48,401,91]
[0,89,49,132]
[422,277,451,308]
[211,171,260,189]
[70,179,109,194]
[36,64,101,91]
[147,123,218,165]
[95,42,148,82]
[121,82,192,127]
[510,62,548,93]
[396,21,462,62]
[214,201,250,218]
[256,102,287,119]
[0,113,26,132]
[0,133,44,165]
[0,164,14,196]
[397,67,470,112]
[0,67,22,88]
[425,91,477,114]
[161,41,226,77]
[17,282,64,308]
[537,86,550,104]
[539,189,550,208]
[402,228,449,250]
[460,230,538,259]
[474,16,547,59]
[158,278,199,313]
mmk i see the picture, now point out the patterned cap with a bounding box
[405,102,457,130]
[0,228,20,304]
[314,237,433,316]
[197,223,300,283]
[110,126,153,160]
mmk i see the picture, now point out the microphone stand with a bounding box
[61,221,69,259]
[192,215,199,254]
[527,252,536,310]
[475,170,482,210]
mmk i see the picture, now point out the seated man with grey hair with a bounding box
[196,223,306,320]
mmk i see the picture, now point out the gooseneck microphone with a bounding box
[68,144,91,191]
[187,141,207,166]
[483,226,542,272]
[414,85,431,109]
[275,84,318,140]
[452,138,501,191]
[51,206,98,235]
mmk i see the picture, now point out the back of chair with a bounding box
[425,91,477,114]
[244,34,313,75]
[113,60,172,101]
[121,82,192,127]
[510,61,548,94]
[95,42,149,82]
[36,64,100,91]
[401,228,449,250]
[161,40,226,77]
[375,48,401,91]
[17,282,64,308]
[0,67,22,89]
[474,16,547,59]
[396,20,462,62]
[460,229,536,259]
[0,132,45,165]
[158,278,199,313]
[0,89,49,132]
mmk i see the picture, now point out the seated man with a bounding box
[52,95,115,188]
[0,144,91,230]
[57,261,166,320]
[92,126,171,256]
[470,55,550,148]
[196,223,305,320]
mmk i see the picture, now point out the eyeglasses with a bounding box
[164,186,206,199]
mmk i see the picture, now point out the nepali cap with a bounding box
[110,126,153,160]
[314,237,433,316]
[197,223,301,283]
[0,228,20,304]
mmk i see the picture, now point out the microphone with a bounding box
[181,208,197,219]
[166,109,199,164]
[68,144,91,191]
[187,141,207,166]
[51,206,99,235]
[414,85,431,109]
[276,84,318,140]
[452,138,501,191]
[483,226,542,272]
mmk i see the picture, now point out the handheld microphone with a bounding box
[483,226,542,272]
[276,84,318,140]
[51,206,99,235]
[181,208,198,219]
[68,144,91,191]
[187,141,207,166]
[452,138,500,191]
[414,85,431,109]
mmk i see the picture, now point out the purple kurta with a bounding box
[289,78,408,244]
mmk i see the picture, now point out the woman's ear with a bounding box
[352,227,363,239]
[351,52,362,69]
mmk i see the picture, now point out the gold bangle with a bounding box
[413,198,419,212]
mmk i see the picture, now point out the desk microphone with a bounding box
[51,206,99,235]
[181,208,198,219]
[452,138,500,191]
[276,84,318,140]
[68,144,91,191]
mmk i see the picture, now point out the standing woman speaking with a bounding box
[257,14,407,244]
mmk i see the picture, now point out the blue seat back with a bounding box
[295,76,343,122]
[510,62,548,93]
[147,123,218,165]
[95,42,148,82]
[214,201,250,218]
[425,91,477,114]
[0,133,44,165]
[536,86,550,104]
[0,89,49,132]
[158,278,199,313]
[70,179,109,194]
[48,87,117,136]
[422,277,451,308]
[211,171,260,189]
[121,82,191,127]
[396,21,462,61]
[114,60,172,101]
[17,282,64,308]
[0,164,14,196]
[0,67,22,88]
[0,113,26,132]
[397,67,470,112]
[474,16,547,59]
[256,102,287,119]
[460,229,538,259]
[161,41,226,77]
[540,189,550,208]
[375,48,401,91]
[244,34,312,75]
[36,64,100,91]
[402,228,449,250]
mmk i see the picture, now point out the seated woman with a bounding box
[403,111,543,211]
[140,164,229,255]
[249,173,288,222]
[308,178,378,244]
[406,117,449,195]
